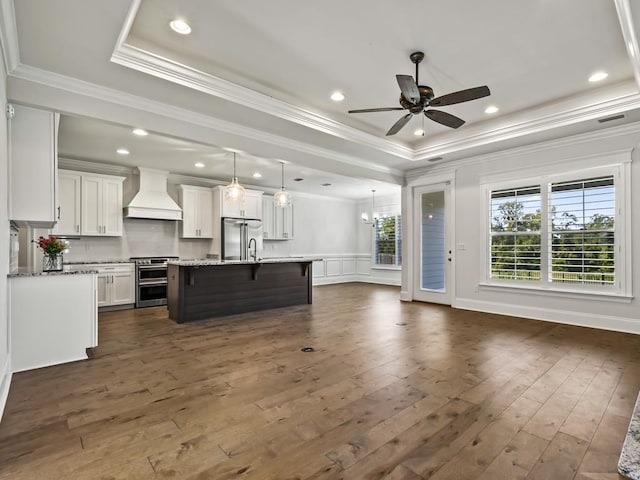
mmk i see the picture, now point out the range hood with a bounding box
[124,167,182,220]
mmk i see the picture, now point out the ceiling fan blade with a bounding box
[425,109,465,129]
[429,86,491,107]
[396,75,420,104]
[386,113,413,136]
[348,107,405,114]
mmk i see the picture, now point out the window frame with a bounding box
[481,162,631,298]
[373,214,402,270]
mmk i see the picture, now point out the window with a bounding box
[550,176,615,285]
[486,165,628,295]
[375,215,402,267]
[490,186,541,281]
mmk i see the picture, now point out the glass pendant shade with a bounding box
[224,153,245,204]
[275,162,291,207]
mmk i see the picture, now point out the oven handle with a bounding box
[137,265,168,270]
[138,279,168,286]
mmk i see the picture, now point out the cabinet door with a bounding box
[9,105,58,228]
[282,204,294,239]
[96,274,109,307]
[221,193,242,218]
[81,176,102,235]
[262,197,274,239]
[180,188,199,238]
[198,189,213,238]
[111,272,135,305]
[102,178,123,236]
[53,172,81,235]
[243,191,263,219]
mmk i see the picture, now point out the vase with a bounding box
[43,254,63,272]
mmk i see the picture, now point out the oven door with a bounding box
[138,265,167,282]
[137,280,168,307]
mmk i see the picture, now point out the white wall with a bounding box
[0,47,11,420]
[403,123,640,334]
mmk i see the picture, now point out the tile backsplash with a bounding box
[61,218,211,262]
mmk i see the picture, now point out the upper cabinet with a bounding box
[178,185,213,238]
[213,186,263,219]
[81,174,125,236]
[9,105,59,228]
[262,195,294,240]
[52,171,81,235]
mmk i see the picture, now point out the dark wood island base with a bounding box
[167,260,314,323]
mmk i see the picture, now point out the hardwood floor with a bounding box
[0,283,639,479]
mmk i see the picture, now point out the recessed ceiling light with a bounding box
[194,162,205,168]
[132,128,148,136]
[413,128,425,136]
[485,105,499,114]
[252,172,262,178]
[169,19,191,35]
[330,91,345,102]
[589,71,608,83]
[116,148,130,155]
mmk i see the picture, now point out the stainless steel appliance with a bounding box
[9,225,19,274]
[221,217,262,261]
[132,256,179,307]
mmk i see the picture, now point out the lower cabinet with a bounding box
[10,273,97,372]
[94,263,135,307]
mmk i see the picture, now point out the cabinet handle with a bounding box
[57,206,61,220]
[76,225,79,233]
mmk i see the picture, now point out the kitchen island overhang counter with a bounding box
[167,258,321,323]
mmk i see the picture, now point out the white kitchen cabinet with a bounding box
[52,170,81,235]
[262,195,294,240]
[214,186,263,219]
[9,104,60,228]
[10,272,97,372]
[178,185,213,238]
[89,263,135,307]
[81,174,125,236]
[262,196,274,239]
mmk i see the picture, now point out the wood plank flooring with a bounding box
[0,283,639,479]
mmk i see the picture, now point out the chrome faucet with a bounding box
[248,237,257,262]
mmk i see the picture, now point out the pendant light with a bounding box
[362,189,377,227]
[224,152,245,204]
[274,161,291,208]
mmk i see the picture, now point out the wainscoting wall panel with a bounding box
[311,254,401,286]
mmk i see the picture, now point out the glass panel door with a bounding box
[413,184,452,304]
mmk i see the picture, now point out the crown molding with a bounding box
[9,63,404,180]
[615,0,640,89]
[406,119,640,181]
[59,157,133,176]
[0,0,19,73]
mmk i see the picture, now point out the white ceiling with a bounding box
[5,0,640,198]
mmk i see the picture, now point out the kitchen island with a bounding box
[167,258,319,323]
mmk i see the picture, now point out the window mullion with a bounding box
[541,181,549,285]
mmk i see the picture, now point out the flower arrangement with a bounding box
[34,235,67,255]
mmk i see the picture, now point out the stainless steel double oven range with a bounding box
[131,256,179,308]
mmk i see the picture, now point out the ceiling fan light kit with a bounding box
[348,51,491,136]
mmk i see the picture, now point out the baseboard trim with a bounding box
[12,353,89,374]
[0,355,12,423]
[313,275,400,287]
[454,298,640,335]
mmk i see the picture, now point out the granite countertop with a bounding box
[169,257,322,266]
[64,260,134,265]
[8,267,98,278]
[619,391,640,479]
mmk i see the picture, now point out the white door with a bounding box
[197,189,213,238]
[413,183,453,304]
[96,273,109,307]
[102,178,123,236]
[81,176,102,235]
[53,172,81,235]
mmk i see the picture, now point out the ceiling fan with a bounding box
[348,51,491,136]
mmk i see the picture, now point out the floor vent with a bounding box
[301,347,315,352]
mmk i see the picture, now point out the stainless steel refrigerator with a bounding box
[221,217,262,261]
